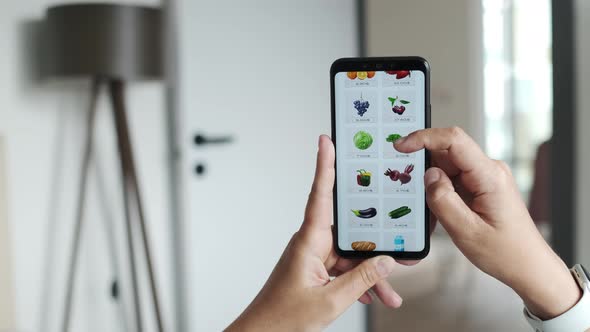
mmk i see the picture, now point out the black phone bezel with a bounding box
[330,56,431,260]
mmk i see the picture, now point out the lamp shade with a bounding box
[44,3,162,81]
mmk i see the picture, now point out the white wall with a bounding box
[575,0,590,268]
[365,0,484,143]
[0,137,15,330]
[0,1,174,331]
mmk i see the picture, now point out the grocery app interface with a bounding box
[335,70,426,253]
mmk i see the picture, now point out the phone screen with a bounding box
[332,60,429,258]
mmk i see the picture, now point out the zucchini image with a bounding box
[388,206,412,219]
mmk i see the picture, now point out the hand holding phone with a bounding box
[331,57,431,259]
[226,135,401,332]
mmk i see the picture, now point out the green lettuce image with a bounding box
[353,131,373,150]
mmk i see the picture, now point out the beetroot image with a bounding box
[384,164,414,185]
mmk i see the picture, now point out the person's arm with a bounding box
[229,128,586,331]
[226,136,401,332]
[394,127,582,321]
[523,264,590,332]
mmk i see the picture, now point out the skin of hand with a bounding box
[394,127,582,321]
[226,135,401,332]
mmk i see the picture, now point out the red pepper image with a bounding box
[356,169,371,187]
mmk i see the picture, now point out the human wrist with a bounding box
[226,311,278,332]
[512,254,582,320]
[226,303,310,332]
[225,302,271,332]
[225,311,261,332]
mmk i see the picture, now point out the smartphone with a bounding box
[330,57,430,259]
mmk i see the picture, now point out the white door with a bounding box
[176,1,363,331]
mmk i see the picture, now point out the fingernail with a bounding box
[393,292,403,307]
[394,136,406,145]
[376,257,396,278]
[318,135,322,148]
[424,168,440,188]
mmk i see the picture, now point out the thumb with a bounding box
[301,135,335,233]
[424,167,477,238]
[325,256,397,312]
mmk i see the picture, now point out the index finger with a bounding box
[394,127,492,175]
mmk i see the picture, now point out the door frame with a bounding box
[162,0,187,331]
[551,0,576,266]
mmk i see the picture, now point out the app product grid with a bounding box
[335,70,426,253]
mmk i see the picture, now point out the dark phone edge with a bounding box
[330,56,431,260]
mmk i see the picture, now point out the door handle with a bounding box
[192,134,233,178]
[193,134,234,146]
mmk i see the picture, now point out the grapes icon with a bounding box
[353,93,370,117]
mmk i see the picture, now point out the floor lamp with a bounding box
[44,4,165,332]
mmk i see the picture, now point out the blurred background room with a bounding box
[0,0,589,332]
